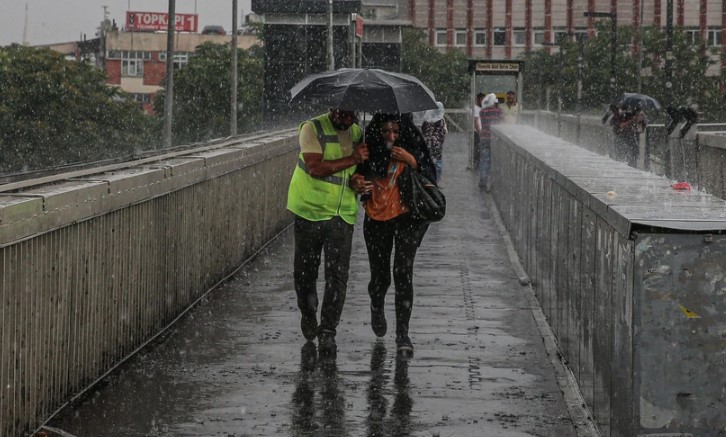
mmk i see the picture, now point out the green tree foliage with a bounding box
[0,44,157,174]
[154,42,264,145]
[519,24,724,121]
[401,28,470,108]
[640,26,723,120]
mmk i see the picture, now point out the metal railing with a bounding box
[0,130,298,436]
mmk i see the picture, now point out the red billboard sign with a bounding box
[355,15,364,38]
[126,11,198,32]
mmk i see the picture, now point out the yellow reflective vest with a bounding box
[287,114,362,224]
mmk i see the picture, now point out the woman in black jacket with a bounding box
[355,113,436,355]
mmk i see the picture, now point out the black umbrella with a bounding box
[615,93,662,112]
[289,68,439,114]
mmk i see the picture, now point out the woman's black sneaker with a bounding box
[396,334,414,354]
[370,304,387,337]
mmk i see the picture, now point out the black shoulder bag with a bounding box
[398,166,446,223]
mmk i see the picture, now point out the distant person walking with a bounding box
[472,92,485,169]
[421,101,447,183]
[478,93,501,191]
[609,103,646,168]
[501,90,521,124]
[287,108,370,355]
[355,113,437,356]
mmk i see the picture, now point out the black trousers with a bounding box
[363,213,428,336]
[612,132,639,168]
[293,216,354,336]
[473,132,481,168]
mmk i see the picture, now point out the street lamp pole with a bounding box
[162,0,175,149]
[542,41,564,135]
[665,0,674,104]
[637,0,644,93]
[610,13,617,95]
[230,0,238,136]
[327,0,334,70]
[576,34,584,143]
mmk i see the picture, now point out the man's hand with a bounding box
[350,174,372,195]
[352,143,369,164]
[303,142,368,177]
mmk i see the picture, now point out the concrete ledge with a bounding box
[698,131,726,150]
[0,135,299,247]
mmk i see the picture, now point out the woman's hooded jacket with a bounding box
[356,113,437,184]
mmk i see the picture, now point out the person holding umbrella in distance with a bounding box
[287,107,371,356]
[604,93,659,168]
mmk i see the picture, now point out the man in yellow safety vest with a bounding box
[287,108,370,356]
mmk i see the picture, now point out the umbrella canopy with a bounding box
[615,93,662,112]
[289,68,439,114]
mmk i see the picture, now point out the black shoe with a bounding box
[300,313,318,341]
[318,330,337,358]
[396,334,414,355]
[370,304,387,337]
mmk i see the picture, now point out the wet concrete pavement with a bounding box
[45,133,586,437]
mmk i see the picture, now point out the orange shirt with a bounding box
[364,161,409,221]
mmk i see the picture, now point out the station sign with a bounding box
[468,59,524,76]
[474,62,521,72]
[126,11,199,32]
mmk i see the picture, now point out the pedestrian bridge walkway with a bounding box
[39,134,585,436]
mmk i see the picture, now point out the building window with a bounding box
[119,51,150,77]
[435,29,447,46]
[554,29,570,44]
[573,29,588,42]
[132,93,151,104]
[533,29,546,46]
[173,52,190,69]
[158,52,192,69]
[513,29,527,46]
[708,29,722,46]
[685,29,700,44]
[474,30,486,46]
[122,59,143,77]
[493,28,506,46]
[455,29,467,46]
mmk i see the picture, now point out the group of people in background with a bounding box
[472,90,521,191]
[287,104,445,360]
